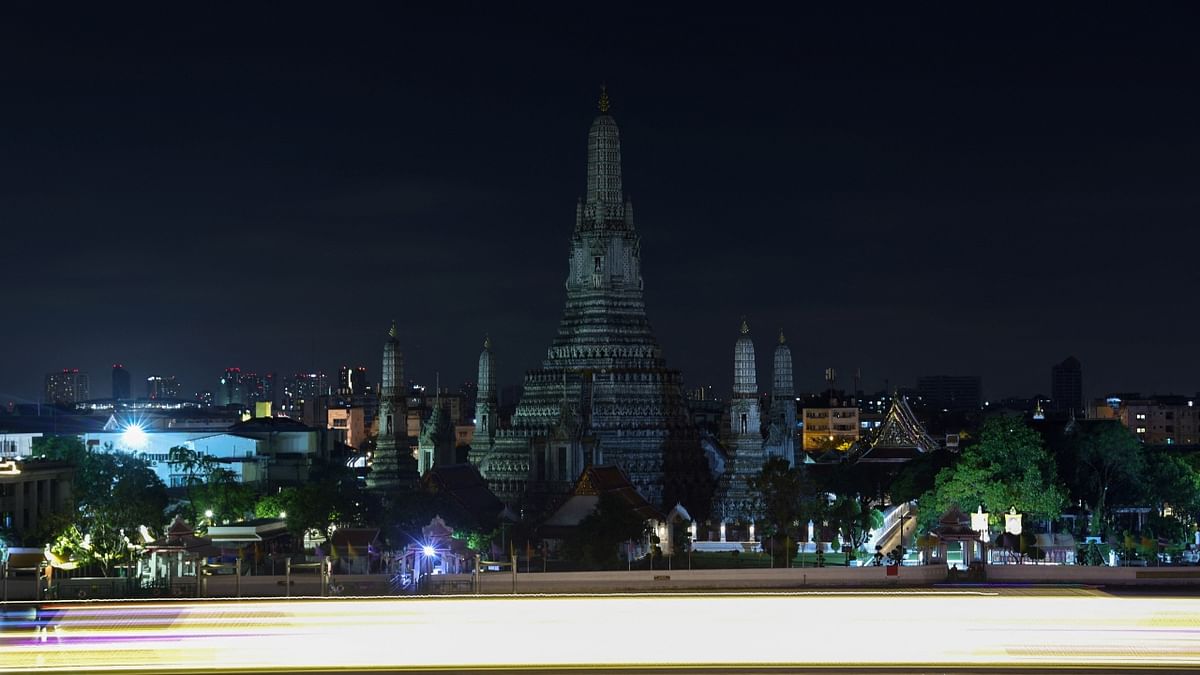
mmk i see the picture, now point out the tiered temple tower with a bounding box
[765,330,797,466]
[713,319,765,522]
[471,336,498,456]
[417,396,455,475]
[367,321,417,491]
[474,89,712,515]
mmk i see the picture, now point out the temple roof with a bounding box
[422,463,511,528]
[542,464,665,534]
[857,395,938,463]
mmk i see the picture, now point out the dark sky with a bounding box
[3,4,1199,405]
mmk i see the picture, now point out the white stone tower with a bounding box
[732,318,761,438]
[473,335,498,449]
[766,330,797,466]
[714,318,766,524]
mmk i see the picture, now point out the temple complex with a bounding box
[472,89,712,517]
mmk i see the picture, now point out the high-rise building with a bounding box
[111,364,131,400]
[146,375,181,400]
[470,90,712,514]
[338,365,369,396]
[1050,356,1084,416]
[801,401,860,452]
[45,369,90,405]
[240,372,273,404]
[915,375,982,412]
[1095,394,1200,446]
[218,367,244,406]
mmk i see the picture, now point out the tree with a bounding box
[888,449,955,504]
[37,438,168,575]
[168,446,257,525]
[918,416,1065,533]
[562,492,649,569]
[818,462,888,555]
[1067,422,1144,535]
[748,457,826,565]
[828,495,885,554]
[1140,451,1200,543]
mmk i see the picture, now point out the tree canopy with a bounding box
[918,416,1065,532]
[562,492,649,569]
[35,437,168,575]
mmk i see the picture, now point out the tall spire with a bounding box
[773,329,794,398]
[585,86,623,218]
[472,334,499,456]
[369,319,416,491]
[734,318,757,397]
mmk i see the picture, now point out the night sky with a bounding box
[4,5,1199,405]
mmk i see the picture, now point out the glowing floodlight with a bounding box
[204,509,214,519]
[422,545,436,557]
[122,423,148,449]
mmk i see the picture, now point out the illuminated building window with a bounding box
[1136,427,1147,434]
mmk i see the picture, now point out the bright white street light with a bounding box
[422,545,436,557]
[279,511,287,519]
[204,509,214,519]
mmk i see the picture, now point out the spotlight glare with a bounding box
[122,423,148,448]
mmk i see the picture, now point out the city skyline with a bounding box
[5,6,1200,403]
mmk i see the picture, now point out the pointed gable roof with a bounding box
[857,395,938,463]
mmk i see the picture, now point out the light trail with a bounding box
[2,590,1199,672]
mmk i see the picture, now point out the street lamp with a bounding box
[970,505,989,538]
[971,505,990,565]
[1005,507,1022,535]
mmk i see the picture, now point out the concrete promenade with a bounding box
[5,564,1200,601]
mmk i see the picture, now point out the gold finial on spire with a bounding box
[779,329,787,345]
[483,334,491,351]
[388,320,397,339]
[598,84,610,113]
[740,316,749,335]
